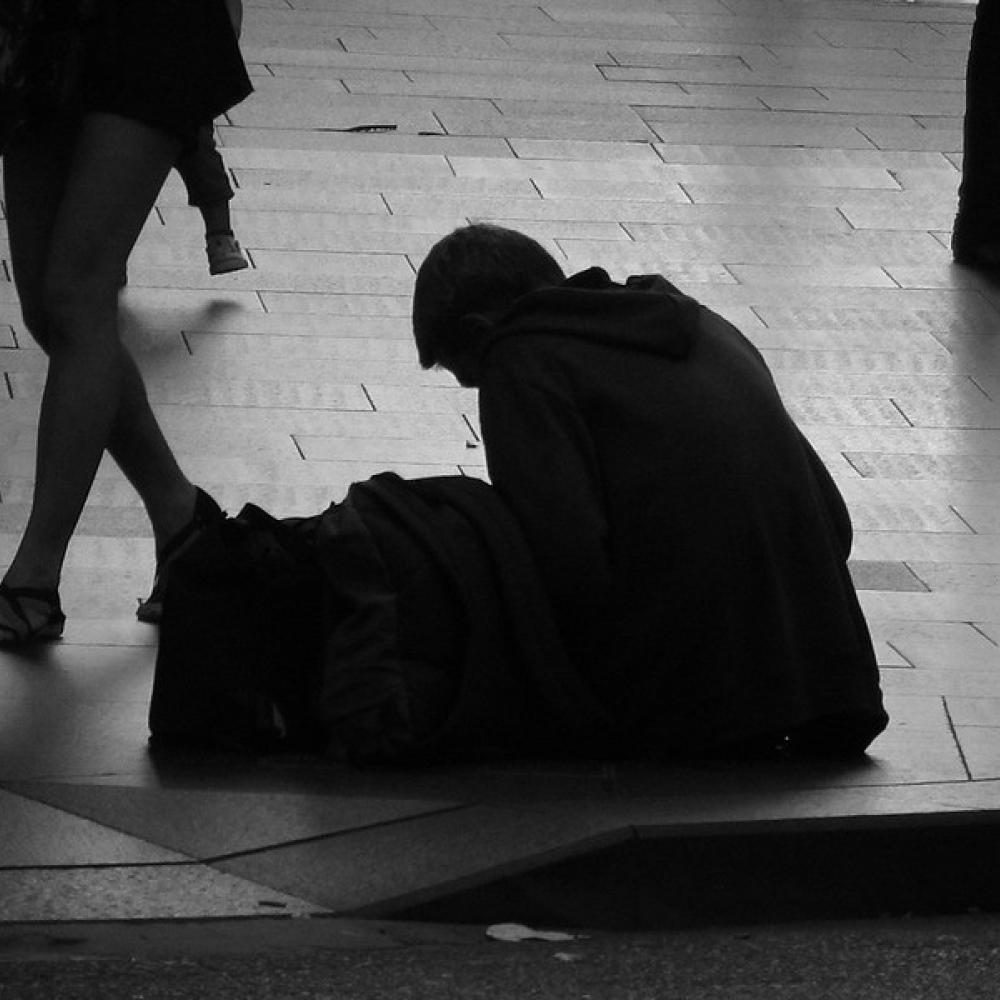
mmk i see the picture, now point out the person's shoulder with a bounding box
[480,332,578,395]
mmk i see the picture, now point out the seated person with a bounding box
[151,225,887,765]
[410,223,888,759]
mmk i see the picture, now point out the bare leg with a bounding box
[2,113,197,605]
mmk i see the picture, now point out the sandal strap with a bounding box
[0,583,63,641]
[0,584,60,621]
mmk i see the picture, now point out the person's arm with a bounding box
[478,375,612,619]
[224,0,243,38]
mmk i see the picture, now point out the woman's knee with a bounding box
[34,269,119,354]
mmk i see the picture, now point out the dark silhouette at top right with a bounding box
[953,0,1000,266]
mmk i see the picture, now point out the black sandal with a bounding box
[0,584,65,647]
[137,487,225,624]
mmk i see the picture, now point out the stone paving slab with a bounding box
[2,0,1000,927]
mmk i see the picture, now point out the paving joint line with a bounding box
[941,697,974,781]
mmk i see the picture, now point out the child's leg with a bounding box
[174,124,249,273]
[174,124,236,236]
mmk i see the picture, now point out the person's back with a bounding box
[414,227,888,758]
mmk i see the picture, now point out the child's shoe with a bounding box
[206,234,249,275]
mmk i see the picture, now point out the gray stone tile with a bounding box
[892,394,1000,431]
[126,268,416,298]
[450,157,678,182]
[297,435,479,464]
[362,384,476,414]
[953,504,1000,534]
[848,560,929,593]
[230,126,514,159]
[183,332,419,363]
[386,193,694,224]
[859,125,963,154]
[875,640,910,668]
[953,728,1000,781]
[785,397,910,427]
[249,250,415,278]
[216,804,631,915]
[750,295,1000,333]
[763,349,956,374]
[946,698,1000,728]
[230,168,534,198]
[257,50,604,83]
[906,562,1000,596]
[852,534,1000,564]
[880,694,948,729]
[156,405,469,442]
[862,725,969,783]
[619,777,997,832]
[0,866,325,923]
[533,177,691,202]
[7,782,464,860]
[0,789,185,865]
[874,621,1000,672]
[880,666,1000,700]
[861,591,1000,626]
[728,264,896,288]
[439,108,659,142]
[0,651,160,782]
[462,220,627,244]
[340,26,514,57]
[845,453,1000,482]
[975,622,1000,644]
[8,372,375,412]
[218,145,456,178]
[258,291,412,316]
[808,427,1000,460]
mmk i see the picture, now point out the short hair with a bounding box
[412,224,565,369]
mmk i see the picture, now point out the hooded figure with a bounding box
[413,224,888,758]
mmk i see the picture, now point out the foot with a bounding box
[206,234,249,276]
[0,584,65,646]
[137,487,225,623]
[952,239,1000,268]
[951,216,1000,267]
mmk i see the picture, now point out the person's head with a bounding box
[412,224,565,385]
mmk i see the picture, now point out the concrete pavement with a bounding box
[2,0,1000,935]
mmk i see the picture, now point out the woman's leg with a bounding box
[954,0,1000,260]
[2,113,196,603]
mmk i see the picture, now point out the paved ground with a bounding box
[3,914,1000,999]
[2,0,1000,939]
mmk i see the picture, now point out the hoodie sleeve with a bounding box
[478,372,612,621]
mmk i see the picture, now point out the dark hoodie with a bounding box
[477,267,888,755]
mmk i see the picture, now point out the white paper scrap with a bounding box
[486,923,578,943]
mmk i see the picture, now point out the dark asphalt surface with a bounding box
[1,913,998,999]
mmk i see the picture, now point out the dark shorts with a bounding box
[80,0,252,147]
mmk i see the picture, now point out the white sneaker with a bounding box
[206,234,249,275]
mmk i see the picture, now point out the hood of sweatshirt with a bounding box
[484,266,701,361]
